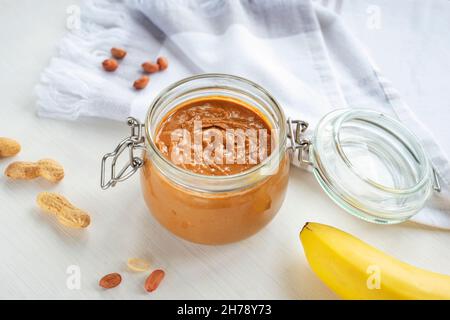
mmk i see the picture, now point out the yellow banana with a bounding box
[300,222,450,300]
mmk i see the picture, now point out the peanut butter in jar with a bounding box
[141,75,290,244]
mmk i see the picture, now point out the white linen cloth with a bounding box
[35,0,450,229]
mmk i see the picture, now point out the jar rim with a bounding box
[333,109,431,195]
[144,73,287,185]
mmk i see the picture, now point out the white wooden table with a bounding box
[0,0,449,299]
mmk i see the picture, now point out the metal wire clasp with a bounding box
[287,118,312,166]
[101,117,146,190]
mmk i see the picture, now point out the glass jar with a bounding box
[141,74,290,244]
[102,74,290,244]
[101,74,439,244]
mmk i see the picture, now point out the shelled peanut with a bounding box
[101,46,169,91]
[5,159,64,182]
[135,56,168,90]
[142,56,169,74]
[133,76,150,90]
[111,47,127,59]
[99,273,122,289]
[144,269,165,292]
[36,192,91,228]
[102,59,118,72]
[156,57,168,71]
[127,258,151,272]
[0,137,21,157]
[141,61,160,74]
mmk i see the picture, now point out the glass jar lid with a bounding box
[309,109,434,224]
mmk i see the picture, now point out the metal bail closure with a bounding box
[101,117,146,190]
[287,118,312,166]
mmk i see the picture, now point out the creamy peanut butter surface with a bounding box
[155,96,272,175]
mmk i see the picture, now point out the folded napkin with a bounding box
[36,0,450,229]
